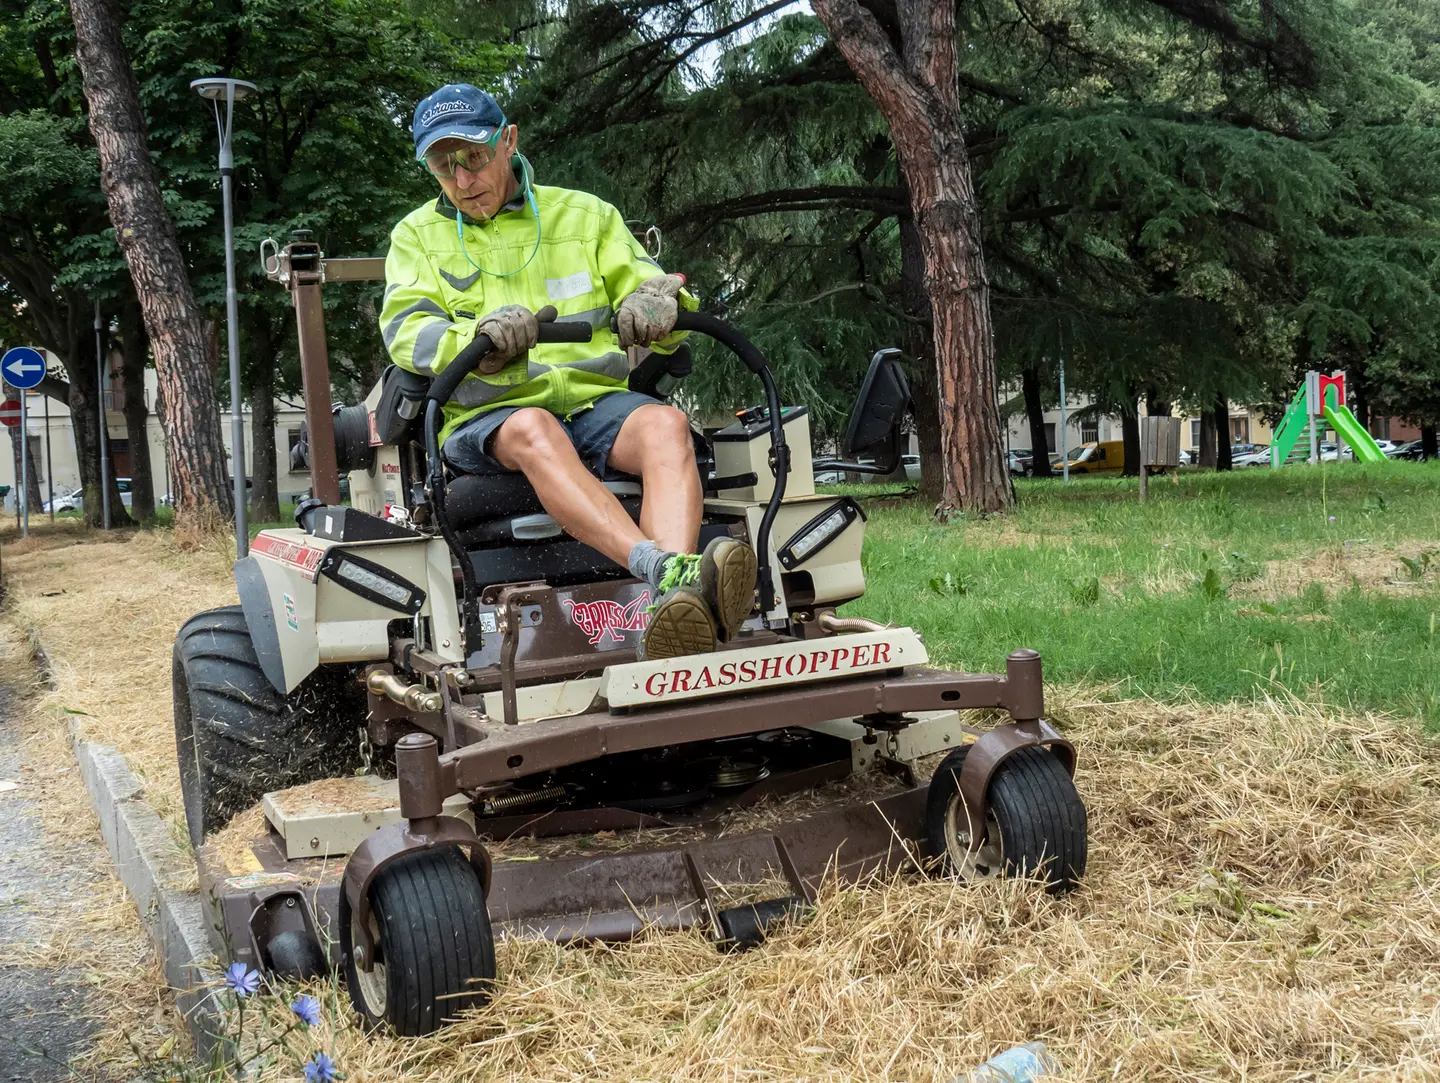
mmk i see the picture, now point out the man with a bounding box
[380,84,756,660]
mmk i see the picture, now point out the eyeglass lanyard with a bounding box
[455,153,541,279]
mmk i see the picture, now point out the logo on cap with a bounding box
[421,99,474,127]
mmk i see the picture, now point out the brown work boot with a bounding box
[700,536,758,641]
[639,555,717,660]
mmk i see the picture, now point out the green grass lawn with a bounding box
[838,462,1440,728]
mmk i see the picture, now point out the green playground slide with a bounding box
[1323,404,1387,462]
[1270,386,1310,466]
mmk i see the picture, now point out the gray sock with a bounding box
[627,540,674,592]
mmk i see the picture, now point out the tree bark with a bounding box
[812,0,1012,516]
[1198,410,1217,468]
[1121,412,1141,477]
[1021,364,1052,477]
[7,416,44,515]
[1215,393,1232,470]
[69,0,233,529]
[898,207,941,501]
[118,301,155,520]
[1421,424,1437,460]
[249,324,280,522]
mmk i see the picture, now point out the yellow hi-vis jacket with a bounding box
[379,166,692,446]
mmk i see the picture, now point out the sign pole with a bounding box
[96,302,110,530]
[44,389,53,524]
[1058,352,1070,484]
[20,390,28,537]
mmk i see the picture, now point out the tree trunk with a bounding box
[1021,364,1052,477]
[69,0,233,530]
[812,0,1011,516]
[898,206,941,501]
[1145,387,1171,418]
[118,300,155,521]
[1121,412,1141,477]
[1215,393,1232,470]
[1422,424,1437,460]
[1198,410,1217,468]
[7,416,44,516]
[249,327,280,522]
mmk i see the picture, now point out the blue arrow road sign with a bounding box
[1,346,46,390]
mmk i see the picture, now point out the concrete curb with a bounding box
[67,722,230,1058]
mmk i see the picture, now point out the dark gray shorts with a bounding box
[442,390,664,478]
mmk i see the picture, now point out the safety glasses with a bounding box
[423,132,504,178]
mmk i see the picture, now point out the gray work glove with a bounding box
[617,274,685,348]
[475,304,539,374]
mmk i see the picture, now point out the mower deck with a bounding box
[199,692,980,971]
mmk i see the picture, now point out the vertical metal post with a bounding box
[96,301,110,530]
[222,166,248,556]
[287,236,342,506]
[44,388,53,524]
[1058,352,1070,483]
[19,391,29,537]
[193,76,256,556]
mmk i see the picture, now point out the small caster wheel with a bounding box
[341,846,496,1035]
[925,745,1087,893]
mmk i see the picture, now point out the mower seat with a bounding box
[444,472,641,548]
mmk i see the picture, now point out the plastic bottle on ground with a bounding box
[947,1042,1059,1083]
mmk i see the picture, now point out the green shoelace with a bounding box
[654,552,702,601]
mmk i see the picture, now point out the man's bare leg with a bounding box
[606,403,702,554]
[488,408,646,566]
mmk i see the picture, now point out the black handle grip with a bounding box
[427,305,592,404]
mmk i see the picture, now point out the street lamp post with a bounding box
[191,76,257,559]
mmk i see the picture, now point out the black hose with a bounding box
[672,311,787,621]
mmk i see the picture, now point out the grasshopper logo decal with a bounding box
[564,591,651,645]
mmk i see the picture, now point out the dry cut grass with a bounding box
[4,524,1440,1080]
[256,692,1440,1083]
[1,522,237,838]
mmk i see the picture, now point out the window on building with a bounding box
[286,429,305,474]
[1190,418,1202,448]
[1230,417,1249,444]
[1080,421,1098,444]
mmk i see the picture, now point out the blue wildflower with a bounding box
[302,1052,340,1083]
[223,962,261,998]
[290,995,322,1027]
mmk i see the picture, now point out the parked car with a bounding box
[44,486,83,513]
[43,478,135,514]
[1233,445,1271,467]
[1340,438,1400,460]
[1007,448,1034,476]
[1393,439,1431,461]
[1051,439,1125,475]
[902,453,920,481]
[1231,442,1267,458]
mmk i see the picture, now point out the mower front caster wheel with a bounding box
[925,745,1087,893]
[341,847,496,1036]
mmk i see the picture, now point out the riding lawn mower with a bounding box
[173,234,1087,1036]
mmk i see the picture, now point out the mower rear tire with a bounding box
[173,605,363,850]
[925,744,1087,893]
[342,847,496,1035]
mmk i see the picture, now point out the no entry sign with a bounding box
[0,398,20,427]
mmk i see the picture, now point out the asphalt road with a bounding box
[0,678,102,1081]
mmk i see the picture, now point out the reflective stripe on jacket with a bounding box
[380,169,690,445]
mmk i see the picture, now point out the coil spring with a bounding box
[480,785,566,815]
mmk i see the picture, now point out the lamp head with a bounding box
[190,77,257,103]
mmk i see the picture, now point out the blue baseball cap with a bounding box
[412,84,506,161]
